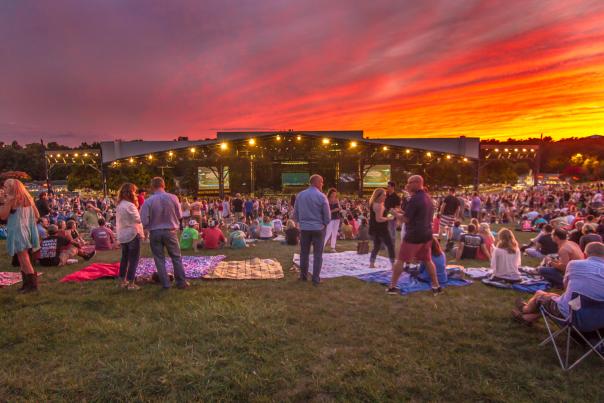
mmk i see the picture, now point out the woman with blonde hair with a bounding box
[323,188,342,252]
[476,222,495,260]
[490,228,521,282]
[368,188,396,268]
[115,183,144,290]
[0,179,40,292]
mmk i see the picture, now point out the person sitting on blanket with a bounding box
[228,224,247,249]
[538,228,584,288]
[418,236,448,284]
[512,242,604,325]
[579,223,603,252]
[258,215,275,240]
[490,228,521,282]
[179,220,200,251]
[284,220,300,245]
[524,224,558,259]
[452,224,491,261]
[476,222,495,260]
[38,224,72,266]
[249,219,259,239]
[90,218,117,251]
[199,220,226,249]
[37,217,49,240]
[271,216,284,234]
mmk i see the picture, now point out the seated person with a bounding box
[348,214,359,238]
[512,242,604,325]
[179,220,200,251]
[340,219,354,240]
[418,236,448,284]
[533,215,547,229]
[271,216,284,234]
[538,228,584,288]
[228,224,247,249]
[357,218,370,241]
[90,218,116,251]
[37,217,49,240]
[249,219,259,239]
[200,220,226,249]
[476,222,495,260]
[519,216,533,232]
[234,217,250,237]
[490,228,521,282]
[568,221,584,244]
[525,224,558,259]
[258,216,274,240]
[579,223,603,252]
[38,224,73,266]
[284,220,300,245]
[453,224,491,260]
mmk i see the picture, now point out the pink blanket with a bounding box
[0,271,44,287]
[60,263,119,283]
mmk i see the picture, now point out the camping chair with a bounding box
[540,292,604,371]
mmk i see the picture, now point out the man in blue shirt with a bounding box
[293,174,331,285]
[513,242,604,324]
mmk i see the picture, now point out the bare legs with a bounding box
[17,250,34,274]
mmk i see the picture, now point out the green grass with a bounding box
[1,228,603,402]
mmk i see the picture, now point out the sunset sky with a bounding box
[1,0,604,145]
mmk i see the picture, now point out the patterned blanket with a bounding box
[461,267,551,293]
[292,251,391,279]
[0,271,43,287]
[205,258,284,280]
[356,269,472,295]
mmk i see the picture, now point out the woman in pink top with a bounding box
[476,222,495,260]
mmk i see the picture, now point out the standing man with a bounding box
[293,174,331,286]
[140,177,189,290]
[385,181,402,245]
[232,193,244,222]
[439,188,461,243]
[36,192,51,218]
[389,175,441,294]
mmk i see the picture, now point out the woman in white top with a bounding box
[490,228,522,282]
[115,183,145,290]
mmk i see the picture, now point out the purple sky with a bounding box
[1,0,604,145]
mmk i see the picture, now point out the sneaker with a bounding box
[386,287,400,295]
[66,258,78,265]
[432,286,443,295]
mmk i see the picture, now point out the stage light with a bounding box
[522,148,527,152]
[190,147,196,153]
[296,135,302,141]
[49,154,53,158]
[169,151,174,157]
[248,138,256,146]
[446,155,451,159]
[350,141,357,148]
[57,153,61,157]
[382,146,389,151]
[514,148,518,152]
[148,155,153,160]
[504,148,509,152]
[495,148,499,152]
[530,148,535,152]
[463,157,468,162]
[276,135,281,141]
[322,138,330,145]
[426,152,432,157]
[74,153,79,157]
[129,157,134,163]
[220,142,228,150]
[84,153,88,157]
[405,149,411,154]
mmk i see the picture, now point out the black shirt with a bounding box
[536,233,558,255]
[442,195,460,216]
[285,227,300,245]
[384,192,401,210]
[38,235,70,266]
[232,198,244,213]
[329,202,340,220]
[404,190,434,243]
[460,233,484,259]
[36,199,50,216]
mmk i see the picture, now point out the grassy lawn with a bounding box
[1,228,602,401]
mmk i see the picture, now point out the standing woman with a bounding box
[115,183,144,290]
[0,179,40,292]
[368,188,396,268]
[323,188,342,252]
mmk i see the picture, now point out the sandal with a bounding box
[511,309,533,327]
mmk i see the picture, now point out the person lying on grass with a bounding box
[512,242,604,326]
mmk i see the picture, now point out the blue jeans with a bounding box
[539,267,564,288]
[149,229,187,288]
[119,234,141,282]
[299,229,325,284]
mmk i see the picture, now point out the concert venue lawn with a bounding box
[1,229,602,401]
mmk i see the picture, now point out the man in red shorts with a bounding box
[388,175,442,295]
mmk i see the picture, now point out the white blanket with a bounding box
[292,251,391,278]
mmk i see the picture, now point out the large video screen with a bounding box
[282,172,309,186]
[363,165,390,188]
[198,167,229,190]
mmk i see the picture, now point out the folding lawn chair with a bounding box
[540,292,604,371]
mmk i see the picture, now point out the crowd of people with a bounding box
[1,175,604,332]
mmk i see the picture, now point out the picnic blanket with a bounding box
[61,255,226,282]
[292,251,391,279]
[0,271,44,287]
[356,269,472,295]
[204,258,284,280]
[461,267,551,293]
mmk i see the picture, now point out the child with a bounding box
[272,215,284,234]
[228,224,247,249]
[180,220,200,251]
[258,216,274,240]
[284,220,300,245]
[341,219,354,240]
[447,220,464,252]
